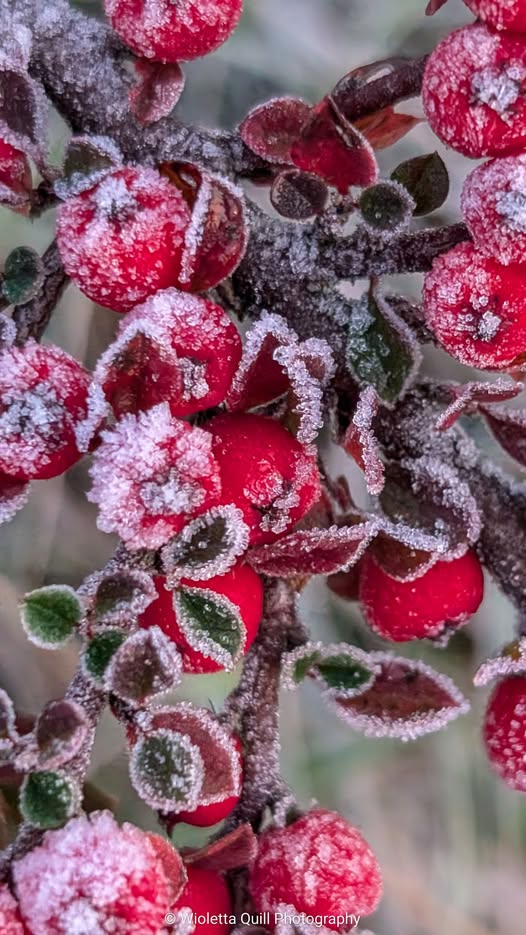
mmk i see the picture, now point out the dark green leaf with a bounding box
[317,654,374,691]
[359,181,413,232]
[83,630,126,683]
[2,247,44,305]
[55,136,121,199]
[129,729,202,811]
[175,587,245,669]
[19,771,78,829]
[21,586,81,648]
[391,152,449,216]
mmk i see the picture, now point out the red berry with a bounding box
[88,403,222,550]
[12,811,182,934]
[249,808,382,929]
[171,867,232,935]
[105,0,243,63]
[423,23,526,158]
[0,885,25,935]
[422,241,526,370]
[56,166,191,312]
[97,289,242,419]
[206,413,321,545]
[177,737,242,825]
[0,139,31,205]
[483,675,526,791]
[464,0,526,34]
[139,564,263,673]
[0,342,93,481]
[461,154,526,266]
[359,550,484,643]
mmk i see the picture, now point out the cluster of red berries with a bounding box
[332,549,484,644]
[422,3,526,370]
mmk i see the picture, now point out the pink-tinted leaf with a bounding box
[105,627,182,704]
[80,566,157,628]
[0,65,46,164]
[370,519,446,581]
[129,58,185,126]
[436,378,523,431]
[481,405,526,468]
[327,653,469,739]
[184,824,257,872]
[35,700,89,770]
[239,97,312,164]
[248,521,379,577]
[0,471,29,527]
[474,637,526,687]
[291,97,379,194]
[96,330,183,420]
[161,505,250,585]
[355,107,422,150]
[343,386,385,495]
[270,168,329,220]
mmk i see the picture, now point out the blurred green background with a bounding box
[1,1,526,933]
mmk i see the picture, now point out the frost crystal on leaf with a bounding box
[435,378,523,431]
[35,699,89,771]
[173,585,247,670]
[343,385,385,495]
[54,134,123,200]
[161,504,250,585]
[104,626,183,704]
[80,566,157,628]
[248,522,379,577]
[129,727,204,812]
[474,637,526,687]
[281,642,379,698]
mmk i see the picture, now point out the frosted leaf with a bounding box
[80,567,157,627]
[54,135,123,200]
[128,59,185,126]
[148,703,242,809]
[435,378,523,431]
[184,824,257,872]
[12,811,183,935]
[104,626,182,704]
[359,181,415,238]
[474,637,526,687]
[161,505,250,585]
[481,404,526,468]
[73,381,108,454]
[248,522,379,577]
[270,169,329,221]
[129,727,204,812]
[346,289,422,407]
[391,152,449,217]
[173,586,246,670]
[426,0,449,12]
[2,246,43,305]
[19,770,80,830]
[343,386,385,495]
[326,652,469,740]
[0,471,29,526]
[20,585,82,650]
[239,97,312,164]
[0,64,47,164]
[369,516,449,581]
[273,338,335,443]
[87,403,221,550]
[0,687,17,754]
[281,642,378,698]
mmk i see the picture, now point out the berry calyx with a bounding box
[249,808,383,930]
[0,342,92,481]
[139,564,263,673]
[171,867,232,935]
[461,154,526,266]
[483,675,526,791]
[359,550,484,642]
[206,412,321,545]
[105,0,243,64]
[96,289,242,419]
[464,0,526,34]
[56,166,191,312]
[176,736,242,825]
[423,23,526,158]
[422,242,526,369]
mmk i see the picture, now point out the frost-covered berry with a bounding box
[171,867,232,935]
[422,23,526,158]
[206,413,321,545]
[422,242,526,369]
[105,0,243,64]
[461,154,526,266]
[12,811,183,935]
[0,342,92,481]
[0,885,24,935]
[177,736,242,825]
[359,550,484,643]
[96,289,242,419]
[249,809,383,929]
[0,139,31,205]
[464,0,526,34]
[139,564,263,673]
[483,675,526,791]
[56,166,191,312]
[88,403,221,550]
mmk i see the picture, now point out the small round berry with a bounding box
[484,675,526,791]
[105,0,243,63]
[0,342,92,481]
[12,811,182,934]
[461,154,526,266]
[177,737,242,825]
[0,139,31,204]
[139,564,263,673]
[423,23,526,158]
[249,808,382,929]
[97,289,242,419]
[422,241,526,370]
[0,885,25,935]
[464,0,526,34]
[88,403,222,550]
[56,166,191,312]
[171,867,232,935]
[359,550,484,642]
[206,413,321,545]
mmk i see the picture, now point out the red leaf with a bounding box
[436,378,523,431]
[355,106,422,150]
[239,97,312,164]
[481,405,526,468]
[248,522,378,577]
[183,824,257,872]
[129,59,185,126]
[97,331,183,419]
[426,0,449,13]
[343,386,384,495]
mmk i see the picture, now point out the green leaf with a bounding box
[2,247,44,305]
[345,290,420,405]
[391,152,449,217]
[291,650,322,684]
[359,181,413,233]
[83,630,126,683]
[129,728,203,811]
[55,136,122,199]
[175,587,245,670]
[282,642,377,698]
[19,771,78,829]
[317,655,374,692]
[21,585,82,649]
